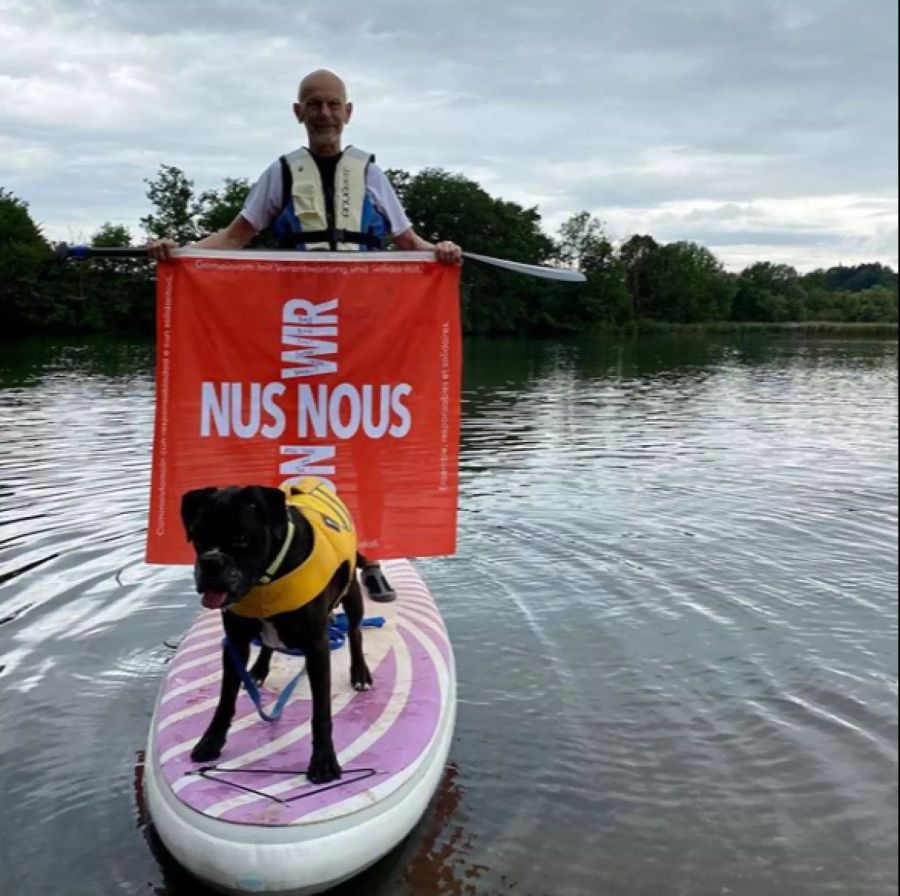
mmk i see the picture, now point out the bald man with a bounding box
[150,70,461,601]
[150,70,461,261]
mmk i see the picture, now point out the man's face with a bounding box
[294,77,352,147]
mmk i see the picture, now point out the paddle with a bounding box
[55,243,586,282]
[461,251,585,282]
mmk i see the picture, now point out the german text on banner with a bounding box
[147,251,461,565]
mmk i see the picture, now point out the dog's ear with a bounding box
[180,487,218,541]
[244,486,288,527]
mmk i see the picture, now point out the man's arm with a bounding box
[195,214,258,249]
[146,214,258,260]
[392,228,462,264]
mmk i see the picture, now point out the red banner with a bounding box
[147,251,461,565]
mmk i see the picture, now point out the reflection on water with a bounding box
[400,765,486,895]
[0,332,897,896]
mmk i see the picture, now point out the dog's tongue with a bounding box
[201,591,228,610]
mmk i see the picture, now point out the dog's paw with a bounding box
[351,661,373,692]
[307,748,342,785]
[190,736,224,763]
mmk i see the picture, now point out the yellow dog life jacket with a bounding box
[229,478,357,619]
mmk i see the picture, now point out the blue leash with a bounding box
[223,614,385,723]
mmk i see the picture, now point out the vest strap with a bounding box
[281,228,383,250]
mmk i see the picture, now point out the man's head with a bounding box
[294,69,352,156]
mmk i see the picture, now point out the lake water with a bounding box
[0,332,897,896]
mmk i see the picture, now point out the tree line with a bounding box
[2,167,897,337]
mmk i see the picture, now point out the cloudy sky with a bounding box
[1,0,897,271]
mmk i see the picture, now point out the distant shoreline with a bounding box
[600,321,899,338]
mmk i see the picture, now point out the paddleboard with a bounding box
[144,558,456,895]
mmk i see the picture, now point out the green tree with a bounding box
[855,285,899,322]
[806,284,898,323]
[141,165,202,243]
[619,234,660,319]
[821,263,898,293]
[800,263,898,322]
[733,262,807,322]
[196,178,252,235]
[91,221,134,247]
[554,212,631,325]
[0,189,53,332]
[641,241,735,323]
[7,165,897,337]
[384,168,411,206]
[556,211,604,269]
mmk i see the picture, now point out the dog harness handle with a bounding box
[222,614,386,723]
[223,637,303,722]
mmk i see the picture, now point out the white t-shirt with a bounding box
[240,153,412,238]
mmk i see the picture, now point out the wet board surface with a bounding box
[149,559,454,828]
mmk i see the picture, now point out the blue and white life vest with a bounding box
[273,146,387,251]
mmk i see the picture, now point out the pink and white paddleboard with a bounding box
[144,559,456,895]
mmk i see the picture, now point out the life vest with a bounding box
[273,146,387,251]
[229,478,357,619]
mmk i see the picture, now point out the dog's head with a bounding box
[180,485,289,610]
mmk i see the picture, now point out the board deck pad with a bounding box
[151,559,452,827]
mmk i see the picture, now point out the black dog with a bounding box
[180,482,373,784]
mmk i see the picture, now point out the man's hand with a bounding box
[434,240,462,265]
[146,239,178,261]
[393,229,462,263]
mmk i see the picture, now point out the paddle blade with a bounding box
[462,251,586,282]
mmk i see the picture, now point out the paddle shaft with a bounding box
[57,244,585,282]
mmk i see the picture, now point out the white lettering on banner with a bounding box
[201,381,229,436]
[279,445,337,492]
[298,384,330,438]
[200,382,287,439]
[198,293,418,444]
[390,384,413,438]
[329,383,362,439]
[281,298,339,378]
[297,383,413,439]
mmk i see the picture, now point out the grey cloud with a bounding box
[677,229,848,248]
